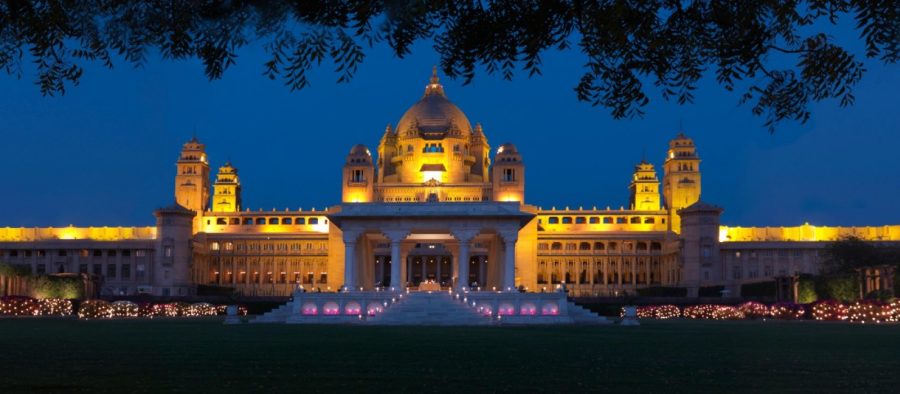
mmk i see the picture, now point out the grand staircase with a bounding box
[367,292,494,326]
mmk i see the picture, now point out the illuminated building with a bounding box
[1,69,898,298]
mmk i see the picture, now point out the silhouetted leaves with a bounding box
[0,0,895,131]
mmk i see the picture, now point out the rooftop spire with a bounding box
[424,66,445,97]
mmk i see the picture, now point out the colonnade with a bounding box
[343,228,519,292]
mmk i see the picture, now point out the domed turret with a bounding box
[395,67,473,137]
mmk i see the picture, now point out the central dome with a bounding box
[396,69,473,136]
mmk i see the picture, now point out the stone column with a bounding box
[383,230,408,292]
[452,229,479,291]
[500,230,518,291]
[343,231,359,291]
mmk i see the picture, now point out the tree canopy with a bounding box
[823,237,900,274]
[1,1,896,130]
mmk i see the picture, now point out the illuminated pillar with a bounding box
[500,230,518,291]
[390,241,402,290]
[458,242,470,290]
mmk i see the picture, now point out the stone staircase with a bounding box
[367,292,494,326]
[252,303,292,323]
[565,301,610,325]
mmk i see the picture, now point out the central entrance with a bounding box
[407,243,453,287]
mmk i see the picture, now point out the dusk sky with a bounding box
[1,22,897,228]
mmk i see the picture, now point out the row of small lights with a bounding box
[620,300,900,324]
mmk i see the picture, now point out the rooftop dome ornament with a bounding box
[424,66,445,97]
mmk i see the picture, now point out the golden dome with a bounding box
[396,68,473,136]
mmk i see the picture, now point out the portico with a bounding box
[328,202,533,292]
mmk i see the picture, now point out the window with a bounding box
[702,246,711,258]
[308,218,319,225]
[108,250,117,257]
[164,247,173,257]
[216,218,227,225]
[644,217,655,224]
[93,264,102,276]
[352,169,365,182]
[282,218,293,225]
[93,250,102,257]
[58,250,67,257]
[79,264,88,274]
[269,218,279,225]
[210,242,220,251]
[589,217,599,224]
[296,218,306,225]
[122,250,131,257]
[594,242,604,250]
[538,243,549,250]
[503,168,515,182]
[548,217,559,224]
[603,217,613,224]
[230,218,240,225]
[575,217,586,224]
[80,249,89,257]
[579,242,591,250]
[243,218,253,225]
[255,218,266,225]
[121,264,131,279]
[136,264,146,280]
[7,250,17,257]
[630,217,640,224]
[134,250,145,257]
[225,242,234,251]
[616,217,626,224]
[562,217,572,224]
[551,242,562,251]
[107,264,117,279]
[36,264,46,275]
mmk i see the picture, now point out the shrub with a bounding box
[110,301,140,317]
[814,274,859,302]
[188,303,218,316]
[0,295,40,316]
[769,302,805,320]
[683,304,745,320]
[797,276,818,304]
[620,305,680,319]
[811,300,848,321]
[78,300,112,319]
[848,300,893,324]
[29,275,83,299]
[737,301,770,319]
[37,298,73,316]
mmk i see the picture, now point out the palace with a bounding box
[1,69,898,300]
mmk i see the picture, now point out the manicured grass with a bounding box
[0,318,898,393]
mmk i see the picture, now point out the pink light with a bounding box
[481,306,493,316]
[498,303,515,316]
[541,302,559,315]
[344,301,362,315]
[323,302,340,315]
[301,302,318,316]
[520,303,537,316]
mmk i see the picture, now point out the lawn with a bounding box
[0,318,897,393]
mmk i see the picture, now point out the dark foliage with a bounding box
[822,236,900,274]
[636,286,688,297]
[0,1,895,131]
[741,280,776,297]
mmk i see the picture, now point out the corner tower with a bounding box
[629,160,660,211]
[174,137,210,216]
[492,143,525,202]
[662,133,701,232]
[342,144,375,203]
[212,162,241,212]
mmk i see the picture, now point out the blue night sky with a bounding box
[0,23,897,228]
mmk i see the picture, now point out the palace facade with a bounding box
[1,70,898,298]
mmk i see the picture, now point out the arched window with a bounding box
[269,218,279,225]
[216,218,227,225]
[551,242,562,251]
[630,217,641,224]
[650,242,662,251]
[548,217,559,224]
[255,218,266,225]
[562,217,572,224]
[644,217,655,224]
[616,217,626,224]
[637,242,648,251]
[579,242,591,250]
[589,217,599,224]
[603,217,613,224]
[608,242,618,251]
[565,243,576,251]
[308,217,319,225]
[575,217,586,224]
[282,218,293,225]
[594,242,605,250]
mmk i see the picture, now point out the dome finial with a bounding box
[424,66,445,97]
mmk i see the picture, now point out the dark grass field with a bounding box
[0,318,898,393]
